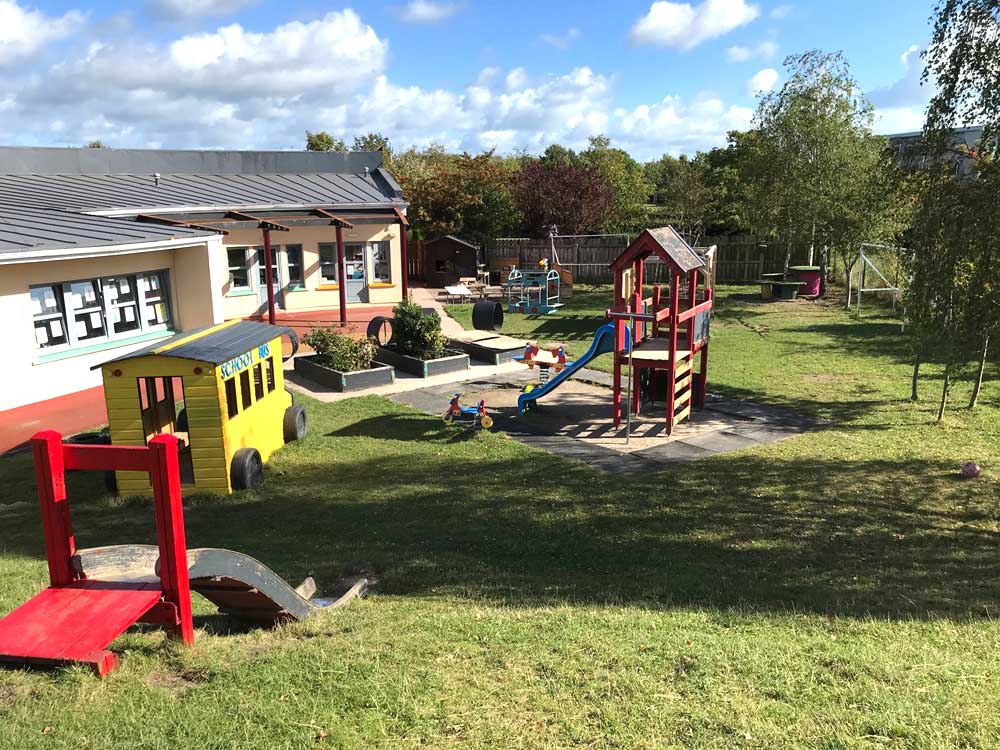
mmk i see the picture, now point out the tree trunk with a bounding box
[968,334,990,409]
[843,257,856,309]
[937,361,952,423]
[911,348,921,401]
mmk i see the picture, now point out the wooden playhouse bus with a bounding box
[96,321,305,495]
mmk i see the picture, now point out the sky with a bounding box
[0,0,937,160]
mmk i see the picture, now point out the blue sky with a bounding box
[0,0,936,159]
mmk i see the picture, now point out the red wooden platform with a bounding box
[0,581,162,676]
[0,432,193,677]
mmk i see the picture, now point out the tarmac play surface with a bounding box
[388,369,827,473]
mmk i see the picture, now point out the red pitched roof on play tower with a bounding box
[608,226,705,273]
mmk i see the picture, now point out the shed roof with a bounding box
[0,204,213,257]
[609,227,704,274]
[96,321,293,368]
[426,235,480,250]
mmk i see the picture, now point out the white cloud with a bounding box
[0,0,84,66]
[630,0,759,51]
[150,0,256,19]
[769,3,793,19]
[540,27,581,50]
[1,9,759,160]
[726,40,777,62]
[397,1,459,23]
[747,67,778,95]
[869,45,932,136]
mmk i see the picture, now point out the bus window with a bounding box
[225,378,238,418]
[240,370,252,410]
[253,363,264,400]
[265,357,276,392]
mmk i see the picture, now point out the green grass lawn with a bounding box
[1,286,999,749]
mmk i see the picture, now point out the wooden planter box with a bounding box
[294,355,395,392]
[376,346,470,378]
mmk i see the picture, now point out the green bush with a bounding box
[302,327,378,372]
[392,299,447,359]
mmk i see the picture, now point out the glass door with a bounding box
[344,243,367,302]
[255,246,283,312]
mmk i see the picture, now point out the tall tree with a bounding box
[512,161,612,236]
[581,135,651,233]
[644,153,719,244]
[739,51,906,300]
[305,131,346,152]
[911,1,1000,412]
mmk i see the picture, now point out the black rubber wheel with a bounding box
[366,316,395,345]
[104,470,118,495]
[283,404,308,442]
[231,448,263,490]
[176,408,188,432]
[472,300,504,331]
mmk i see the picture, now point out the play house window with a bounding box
[225,378,239,419]
[30,270,173,355]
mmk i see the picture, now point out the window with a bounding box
[225,378,239,419]
[240,370,252,410]
[265,356,276,392]
[255,246,280,292]
[318,243,338,284]
[253,363,264,400]
[345,244,365,280]
[228,248,250,290]
[371,241,391,283]
[30,270,173,354]
[286,245,304,288]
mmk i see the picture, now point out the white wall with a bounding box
[0,239,223,412]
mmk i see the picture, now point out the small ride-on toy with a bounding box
[443,394,494,429]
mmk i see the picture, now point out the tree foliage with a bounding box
[644,154,720,244]
[305,131,346,152]
[738,51,907,296]
[512,160,612,236]
[580,136,651,233]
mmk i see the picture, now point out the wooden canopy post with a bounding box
[336,224,348,327]
[666,271,681,435]
[261,228,276,326]
[32,430,75,587]
[394,208,410,300]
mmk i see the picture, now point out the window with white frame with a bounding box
[371,241,391,283]
[285,245,304,288]
[227,247,250,290]
[30,270,173,354]
[318,243,338,284]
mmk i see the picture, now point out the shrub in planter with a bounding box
[302,327,378,372]
[391,299,447,360]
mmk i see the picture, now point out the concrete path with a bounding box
[408,285,468,337]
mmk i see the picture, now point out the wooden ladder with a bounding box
[670,352,695,432]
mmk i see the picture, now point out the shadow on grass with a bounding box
[2,416,997,622]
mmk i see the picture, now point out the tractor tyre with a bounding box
[283,405,308,442]
[231,448,264,491]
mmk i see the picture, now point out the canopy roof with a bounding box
[609,227,704,274]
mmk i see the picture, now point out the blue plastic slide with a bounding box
[517,322,631,415]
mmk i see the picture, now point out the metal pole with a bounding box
[625,318,634,445]
[262,228,276,326]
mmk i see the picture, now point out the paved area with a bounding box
[386,369,826,473]
[0,385,108,455]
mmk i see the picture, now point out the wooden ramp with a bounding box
[74,545,368,627]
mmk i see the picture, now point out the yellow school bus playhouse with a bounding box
[96,321,306,495]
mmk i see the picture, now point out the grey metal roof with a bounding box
[0,204,213,255]
[0,147,405,215]
[427,235,480,250]
[645,227,704,273]
[96,321,294,368]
